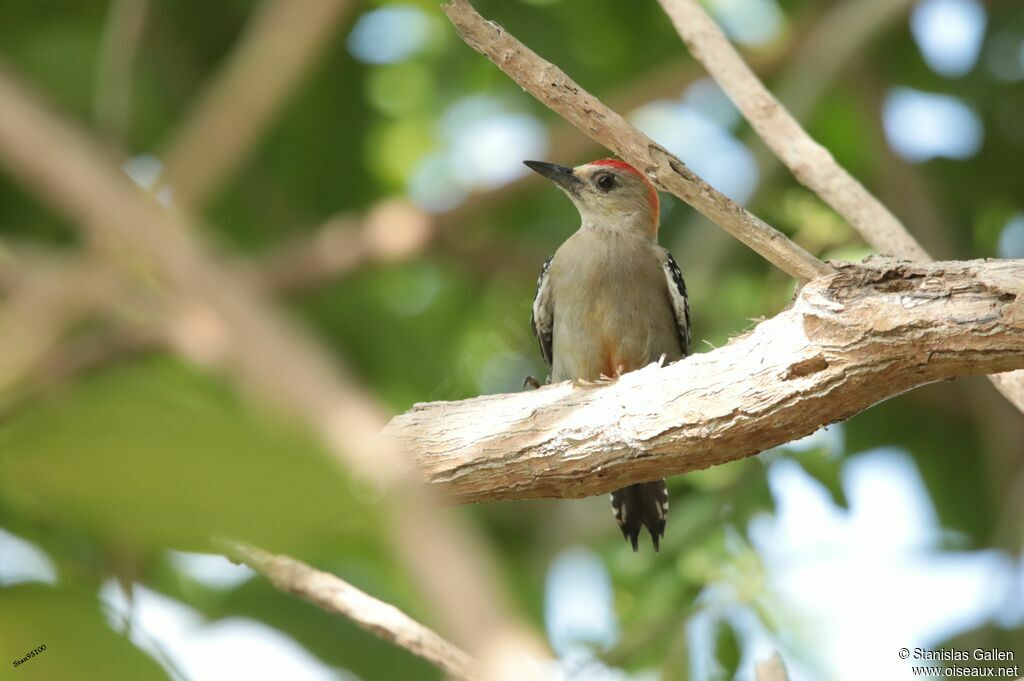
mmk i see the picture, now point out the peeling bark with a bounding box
[386,258,1024,504]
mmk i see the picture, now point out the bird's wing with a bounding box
[661,249,691,357]
[531,255,555,372]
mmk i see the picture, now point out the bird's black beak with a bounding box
[524,160,582,195]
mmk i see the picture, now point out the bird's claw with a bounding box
[523,375,542,390]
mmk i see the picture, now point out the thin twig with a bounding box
[224,542,481,681]
[256,199,435,292]
[159,0,355,208]
[655,0,1024,416]
[441,0,832,282]
[94,0,148,145]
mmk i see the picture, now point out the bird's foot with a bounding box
[577,374,617,386]
[523,375,542,390]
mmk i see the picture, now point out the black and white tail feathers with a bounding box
[611,480,668,551]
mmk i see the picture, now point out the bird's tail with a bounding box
[611,480,668,551]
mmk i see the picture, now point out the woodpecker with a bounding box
[525,158,690,552]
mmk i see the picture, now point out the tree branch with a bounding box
[0,259,133,397]
[773,0,916,135]
[254,199,436,292]
[656,0,926,260]
[0,62,542,669]
[0,6,822,391]
[386,257,1024,504]
[271,34,807,291]
[654,0,1024,418]
[224,542,480,681]
[441,0,832,283]
[159,0,355,208]
[94,0,148,146]
[232,1,823,292]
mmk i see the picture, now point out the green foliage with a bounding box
[711,618,741,680]
[0,359,375,556]
[1,0,1022,678]
[0,583,170,681]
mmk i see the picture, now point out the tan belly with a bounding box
[549,247,682,382]
[552,304,680,381]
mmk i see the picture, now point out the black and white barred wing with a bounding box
[531,255,554,372]
[661,249,691,357]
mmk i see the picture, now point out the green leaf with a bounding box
[793,447,849,509]
[0,359,377,555]
[711,618,742,681]
[660,615,692,681]
[729,465,777,529]
[0,583,170,681]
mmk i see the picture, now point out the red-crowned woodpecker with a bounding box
[525,158,690,552]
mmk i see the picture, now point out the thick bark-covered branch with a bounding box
[387,258,1024,504]
[441,0,832,282]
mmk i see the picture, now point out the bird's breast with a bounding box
[548,233,681,382]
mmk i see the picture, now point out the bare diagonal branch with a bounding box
[655,0,1024,416]
[94,0,148,144]
[441,0,832,282]
[225,542,481,681]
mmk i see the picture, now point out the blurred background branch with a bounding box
[0,257,134,400]
[0,62,545,676]
[94,0,149,147]
[225,541,480,681]
[159,0,356,209]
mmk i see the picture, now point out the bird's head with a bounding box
[524,158,659,236]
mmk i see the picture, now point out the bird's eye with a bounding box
[595,174,617,192]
